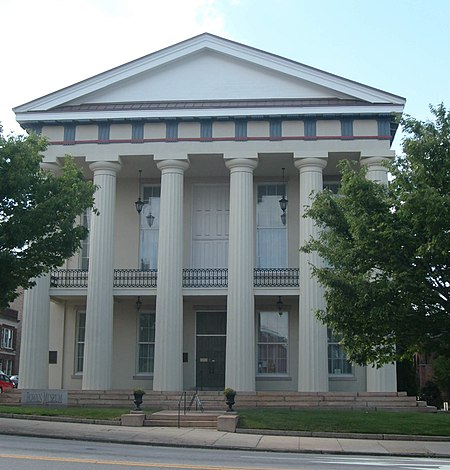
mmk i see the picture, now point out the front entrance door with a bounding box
[196,312,226,390]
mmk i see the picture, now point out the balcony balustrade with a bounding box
[50,268,299,289]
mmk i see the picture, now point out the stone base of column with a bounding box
[366,363,397,392]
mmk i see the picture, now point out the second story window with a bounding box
[256,183,287,268]
[140,186,160,270]
[80,211,91,270]
[1,327,13,349]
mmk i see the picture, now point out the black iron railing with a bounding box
[50,269,88,288]
[50,267,299,288]
[114,269,157,288]
[182,268,228,288]
[253,268,299,287]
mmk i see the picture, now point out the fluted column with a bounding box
[225,158,258,391]
[153,159,189,391]
[363,156,397,392]
[19,274,51,389]
[295,157,329,392]
[82,161,121,390]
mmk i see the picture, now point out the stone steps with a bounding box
[145,411,220,428]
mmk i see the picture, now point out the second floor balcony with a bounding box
[50,268,299,290]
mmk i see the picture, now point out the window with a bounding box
[304,118,316,138]
[200,121,212,141]
[269,119,282,140]
[98,123,110,142]
[132,122,144,142]
[140,186,160,269]
[323,179,340,194]
[63,124,76,144]
[256,184,287,267]
[166,121,178,141]
[75,312,86,374]
[4,359,12,376]
[257,312,288,374]
[235,120,247,140]
[328,329,352,375]
[1,327,13,349]
[341,119,353,137]
[138,312,155,374]
[80,211,91,270]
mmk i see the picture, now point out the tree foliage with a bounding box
[302,104,450,366]
[0,127,96,308]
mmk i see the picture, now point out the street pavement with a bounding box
[0,416,449,457]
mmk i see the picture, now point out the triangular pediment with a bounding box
[14,33,405,121]
[67,49,354,105]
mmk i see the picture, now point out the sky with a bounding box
[1,0,449,154]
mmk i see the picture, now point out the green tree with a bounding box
[0,127,96,308]
[433,355,450,399]
[302,104,450,366]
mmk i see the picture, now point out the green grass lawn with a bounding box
[1,405,449,436]
[238,408,450,436]
[0,406,154,421]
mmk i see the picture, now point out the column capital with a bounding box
[294,157,327,172]
[40,161,60,174]
[225,158,258,172]
[361,156,390,167]
[157,159,189,174]
[89,161,122,175]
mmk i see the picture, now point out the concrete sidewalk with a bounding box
[0,417,450,457]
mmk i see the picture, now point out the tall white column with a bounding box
[19,161,60,389]
[363,156,397,392]
[82,161,121,390]
[225,158,258,392]
[153,159,189,391]
[19,274,51,389]
[295,157,329,392]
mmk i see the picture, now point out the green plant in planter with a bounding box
[224,387,236,398]
[133,388,146,396]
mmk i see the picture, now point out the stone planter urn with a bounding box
[133,389,145,411]
[224,387,236,412]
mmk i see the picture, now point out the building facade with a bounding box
[0,308,19,376]
[14,34,405,393]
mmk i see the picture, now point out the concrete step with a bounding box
[145,410,221,428]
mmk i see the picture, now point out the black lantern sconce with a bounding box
[279,167,288,226]
[135,169,155,227]
[277,296,284,316]
[136,296,142,311]
[135,169,145,214]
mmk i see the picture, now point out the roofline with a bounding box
[14,33,406,114]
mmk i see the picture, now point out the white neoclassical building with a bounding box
[14,34,405,393]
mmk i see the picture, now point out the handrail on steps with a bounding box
[177,389,204,428]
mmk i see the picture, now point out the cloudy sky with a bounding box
[2,0,449,153]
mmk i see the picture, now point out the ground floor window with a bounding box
[328,329,352,375]
[257,311,288,374]
[138,312,155,374]
[75,312,86,374]
[0,359,13,376]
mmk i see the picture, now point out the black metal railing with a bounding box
[114,269,157,288]
[50,267,299,289]
[254,268,299,287]
[182,268,228,288]
[50,269,88,288]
